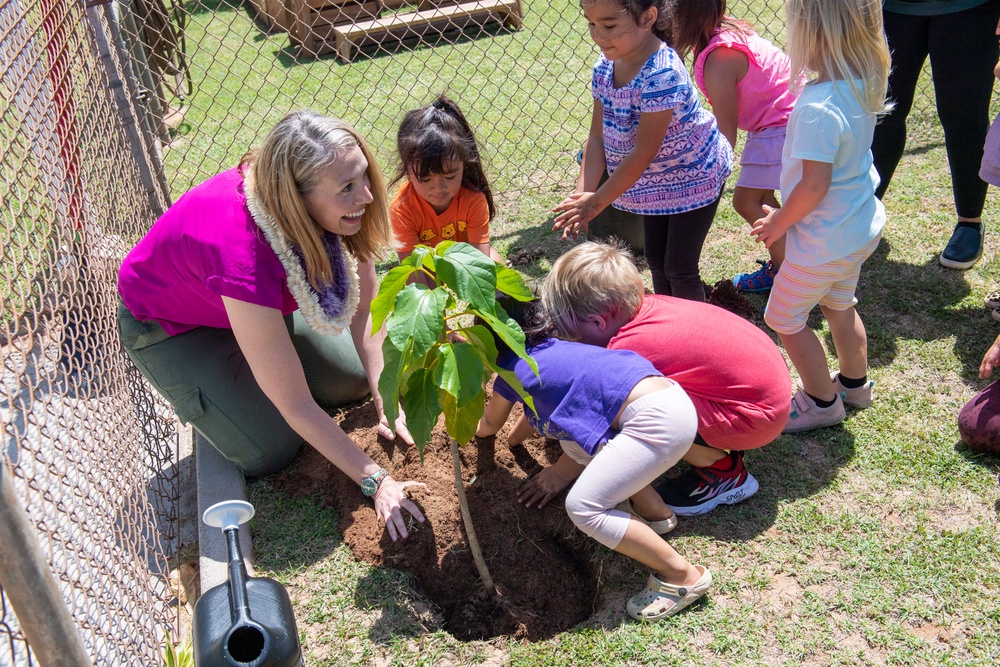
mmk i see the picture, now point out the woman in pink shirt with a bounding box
[118,111,425,541]
[671,1,798,293]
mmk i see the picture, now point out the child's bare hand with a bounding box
[980,334,1000,379]
[516,465,573,509]
[552,192,597,240]
[750,204,783,249]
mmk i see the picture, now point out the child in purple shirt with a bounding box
[477,307,712,622]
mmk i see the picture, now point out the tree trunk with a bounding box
[449,437,495,593]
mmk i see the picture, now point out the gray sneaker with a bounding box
[783,389,845,434]
[831,371,873,408]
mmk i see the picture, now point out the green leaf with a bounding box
[434,342,486,407]
[388,285,448,359]
[486,360,536,416]
[377,336,409,428]
[436,242,497,312]
[434,240,456,255]
[460,324,499,366]
[478,301,539,377]
[495,264,535,302]
[408,245,436,274]
[442,391,484,445]
[371,264,416,334]
[401,368,441,454]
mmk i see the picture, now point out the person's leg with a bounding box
[564,385,710,621]
[928,0,1000,221]
[765,260,845,433]
[287,311,369,409]
[732,186,772,226]
[681,441,726,467]
[662,195,722,301]
[871,10,929,199]
[822,306,867,380]
[627,484,676,523]
[818,236,880,404]
[642,213,671,295]
[564,385,695,550]
[119,302,301,476]
[958,379,1000,454]
[780,327,835,402]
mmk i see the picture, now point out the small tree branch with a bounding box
[450,437,495,593]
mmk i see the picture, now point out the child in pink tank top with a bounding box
[670,1,798,294]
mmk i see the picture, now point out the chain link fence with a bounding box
[0,0,975,664]
[2,0,177,664]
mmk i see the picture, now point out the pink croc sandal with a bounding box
[626,566,712,621]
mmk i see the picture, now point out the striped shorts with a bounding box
[764,235,881,335]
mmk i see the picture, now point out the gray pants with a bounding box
[118,300,369,476]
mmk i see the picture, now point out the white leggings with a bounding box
[562,383,697,549]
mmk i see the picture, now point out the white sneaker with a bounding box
[783,389,845,434]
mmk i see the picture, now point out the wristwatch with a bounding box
[361,467,388,497]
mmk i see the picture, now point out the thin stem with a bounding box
[449,437,495,593]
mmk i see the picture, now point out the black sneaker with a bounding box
[656,452,759,516]
[940,222,984,270]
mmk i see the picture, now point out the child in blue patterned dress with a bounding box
[553,0,732,302]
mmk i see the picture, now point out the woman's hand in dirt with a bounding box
[374,476,427,541]
[378,407,414,447]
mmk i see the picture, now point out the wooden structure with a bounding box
[281,0,524,61]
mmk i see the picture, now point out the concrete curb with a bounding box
[195,432,254,593]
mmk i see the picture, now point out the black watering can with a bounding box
[193,501,303,667]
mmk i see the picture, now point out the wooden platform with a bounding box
[287,0,523,61]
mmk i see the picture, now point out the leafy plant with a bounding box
[371,241,537,455]
[371,241,538,592]
[162,629,194,667]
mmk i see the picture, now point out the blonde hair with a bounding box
[540,241,644,340]
[784,0,893,115]
[242,110,392,288]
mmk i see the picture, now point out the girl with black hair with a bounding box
[390,95,503,274]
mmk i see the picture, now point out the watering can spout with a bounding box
[192,501,303,667]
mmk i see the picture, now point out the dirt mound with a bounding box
[707,278,757,320]
[271,400,606,640]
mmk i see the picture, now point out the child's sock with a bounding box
[837,373,868,389]
[806,392,837,408]
[703,452,734,471]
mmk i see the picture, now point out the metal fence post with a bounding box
[0,460,91,667]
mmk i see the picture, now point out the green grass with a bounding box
[166,1,1000,664]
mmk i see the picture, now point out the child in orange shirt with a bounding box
[390,96,503,271]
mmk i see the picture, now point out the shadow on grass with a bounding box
[245,480,344,574]
[355,568,437,643]
[954,439,1000,470]
[658,427,857,543]
[821,237,996,383]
